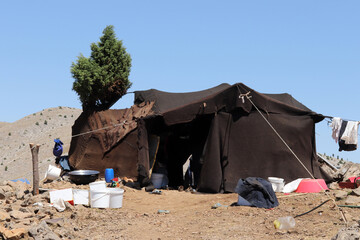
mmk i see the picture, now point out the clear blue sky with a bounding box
[1,1,359,162]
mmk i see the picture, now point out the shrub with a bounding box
[71,25,132,111]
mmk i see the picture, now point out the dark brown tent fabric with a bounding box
[69,82,326,193]
[198,111,321,193]
[134,83,326,192]
[134,83,231,115]
[137,83,323,126]
[68,103,153,178]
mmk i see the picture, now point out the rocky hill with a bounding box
[0,107,82,182]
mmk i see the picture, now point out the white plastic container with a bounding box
[151,173,169,189]
[90,187,124,208]
[268,177,285,192]
[73,189,89,205]
[49,188,73,204]
[89,181,106,191]
[274,216,296,230]
[108,188,124,208]
[44,165,61,181]
[90,189,109,208]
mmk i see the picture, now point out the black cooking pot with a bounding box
[68,170,99,185]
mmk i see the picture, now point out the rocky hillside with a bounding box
[0,107,82,182]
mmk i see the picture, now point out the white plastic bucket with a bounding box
[44,165,61,181]
[89,181,106,191]
[268,177,285,192]
[108,188,124,208]
[73,189,89,205]
[90,189,109,208]
[151,173,168,189]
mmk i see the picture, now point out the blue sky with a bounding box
[0,1,359,162]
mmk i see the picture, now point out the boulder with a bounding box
[332,226,360,240]
[10,210,33,220]
[5,181,18,189]
[0,186,14,199]
[329,182,340,190]
[0,225,27,240]
[15,190,25,200]
[351,188,360,196]
[20,193,33,207]
[345,196,360,205]
[0,211,10,222]
[343,163,360,181]
[29,221,61,240]
[334,190,349,200]
[45,218,64,228]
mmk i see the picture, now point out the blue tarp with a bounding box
[11,178,30,184]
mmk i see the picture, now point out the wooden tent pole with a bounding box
[29,143,40,195]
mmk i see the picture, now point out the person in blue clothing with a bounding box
[53,138,72,172]
[53,138,63,157]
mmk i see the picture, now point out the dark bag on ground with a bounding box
[234,177,279,209]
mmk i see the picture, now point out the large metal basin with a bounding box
[68,170,99,185]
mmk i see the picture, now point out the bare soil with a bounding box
[36,180,356,240]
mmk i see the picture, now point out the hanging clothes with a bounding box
[341,121,359,145]
[338,120,359,151]
[330,117,342,143]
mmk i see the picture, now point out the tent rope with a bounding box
[239,91,252,103]
[16,121,132,181]
[245,93,316,179]
[71,120,129,138]
[241,90,347,225]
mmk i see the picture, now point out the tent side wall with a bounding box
[68,104,154,179]
[198,110,324,193]
[70,130,139,178]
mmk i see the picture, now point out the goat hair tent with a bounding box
[68,83,327,193]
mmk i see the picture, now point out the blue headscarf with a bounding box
[53,139,64,157]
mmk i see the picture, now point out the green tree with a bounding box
[71,25,132,111]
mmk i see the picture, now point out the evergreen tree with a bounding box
[71,25,132,111]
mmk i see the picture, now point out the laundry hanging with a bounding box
[330,117,360,152]
[330,117,342,143]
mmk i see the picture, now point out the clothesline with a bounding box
[325,116,360,124]
[325,118,360,137]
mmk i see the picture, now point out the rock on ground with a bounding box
[332,226,360,240]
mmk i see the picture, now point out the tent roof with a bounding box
[134,83,231,114]
[134,83,324,125]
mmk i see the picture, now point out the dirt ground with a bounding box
[27,180,358,240]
